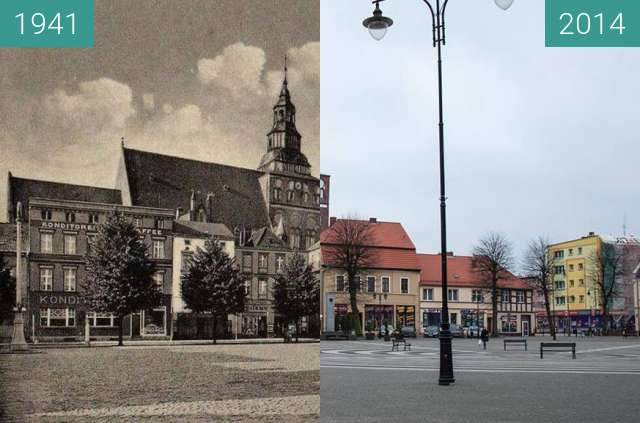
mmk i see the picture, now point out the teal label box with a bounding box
[546,0,640,47]
[0,0,94,48]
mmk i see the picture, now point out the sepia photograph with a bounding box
[1,1,320,422]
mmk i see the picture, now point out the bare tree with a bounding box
[472,232,514,337]
[322,217,376,336]
[588,242,627,334]
[522,237,557,340]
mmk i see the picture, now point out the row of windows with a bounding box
[554,278,586,290]
[244,279,270,298]
[421,289,529,304]
[39,268,164,292]
[335,276,410,294]
[553,247,584,259]
[38,309,117,327]
[555,295,587,305]
[39,232,166,259]
[273,188,320,205]
[242,253,287,273]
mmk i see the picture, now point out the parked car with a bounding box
[466,325,480,338]
[450,324,464,338]
[399,326,417,338]
[423,325,440,338]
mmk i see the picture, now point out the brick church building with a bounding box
[1,68,321,340]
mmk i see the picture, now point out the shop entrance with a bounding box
[131,313,141,338]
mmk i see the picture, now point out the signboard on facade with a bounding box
[40,221,97,232]
[38,293,87,306]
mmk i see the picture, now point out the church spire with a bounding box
[267,61,300,152]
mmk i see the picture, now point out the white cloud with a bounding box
[142,93,155,111]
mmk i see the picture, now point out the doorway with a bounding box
[522,320,530,337]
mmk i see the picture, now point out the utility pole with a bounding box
[10,202,28,351]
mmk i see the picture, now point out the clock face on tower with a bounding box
[295,182,302,190]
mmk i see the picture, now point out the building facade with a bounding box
[546,233,640,333]
[19,197,174,341]
[418,253,535,336]
[320,218,421,335]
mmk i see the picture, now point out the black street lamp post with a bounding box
[362,0,513,385]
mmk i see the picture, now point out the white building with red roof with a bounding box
[417,253,535,336]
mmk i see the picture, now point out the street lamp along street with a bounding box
[361,0,514,386]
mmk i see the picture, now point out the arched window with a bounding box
[290,229,301,249]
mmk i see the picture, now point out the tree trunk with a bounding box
[295,318,300,343]
[349,274,361,336]
[118,315,124,346]
[212,315,217,345]
[543,291,556,340]
[491,282,498,337]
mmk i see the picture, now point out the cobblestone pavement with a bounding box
[0,343,319,422]
[321,336,640,423]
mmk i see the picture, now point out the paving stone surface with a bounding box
[0,343,319,422]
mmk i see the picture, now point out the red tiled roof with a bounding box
[417,253,528,289]
[321,245,420,271]
[320,219,415,250]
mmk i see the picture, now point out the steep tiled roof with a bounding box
[320,219,419,271]
[123,148,270,232]
[417,253,528,289]
[173,221,234,239]
[320,220,415,250]
[9,176,121,217]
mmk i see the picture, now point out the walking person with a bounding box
[480,327,489,350]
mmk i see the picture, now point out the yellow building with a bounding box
[547,233,602,332]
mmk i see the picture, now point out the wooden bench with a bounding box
[540,342,576,359]
[391,338,411,352]
[504,339,527,351]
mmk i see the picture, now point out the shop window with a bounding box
[40,308,75,327]
[142,307,166,335]
[401,278,409,294]
[450,313,457,325]
[40,232,53,254]
[64,234,77,255]
[396,305,416,328]
[63,268,77,292]
[152,239,165,259]
[40,268,53,291]
[89,312,115,327]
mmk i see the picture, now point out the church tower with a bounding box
[258,59,320,251]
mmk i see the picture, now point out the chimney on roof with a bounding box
[369,217,377,223]
[330,217,337,227]
[589,231,595,236]
[447,251,454,256]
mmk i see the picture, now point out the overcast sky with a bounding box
[0,0,319,199]
[321,1,640,264]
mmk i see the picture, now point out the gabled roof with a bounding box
[9,175,122,218]
[320,219,420,271]
[173,221,233,239]
[320,219,415,250]
[123,148,270,232]
[417,253,528,289]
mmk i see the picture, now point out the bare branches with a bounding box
[322,218,377,278]
[522,236,556,339]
